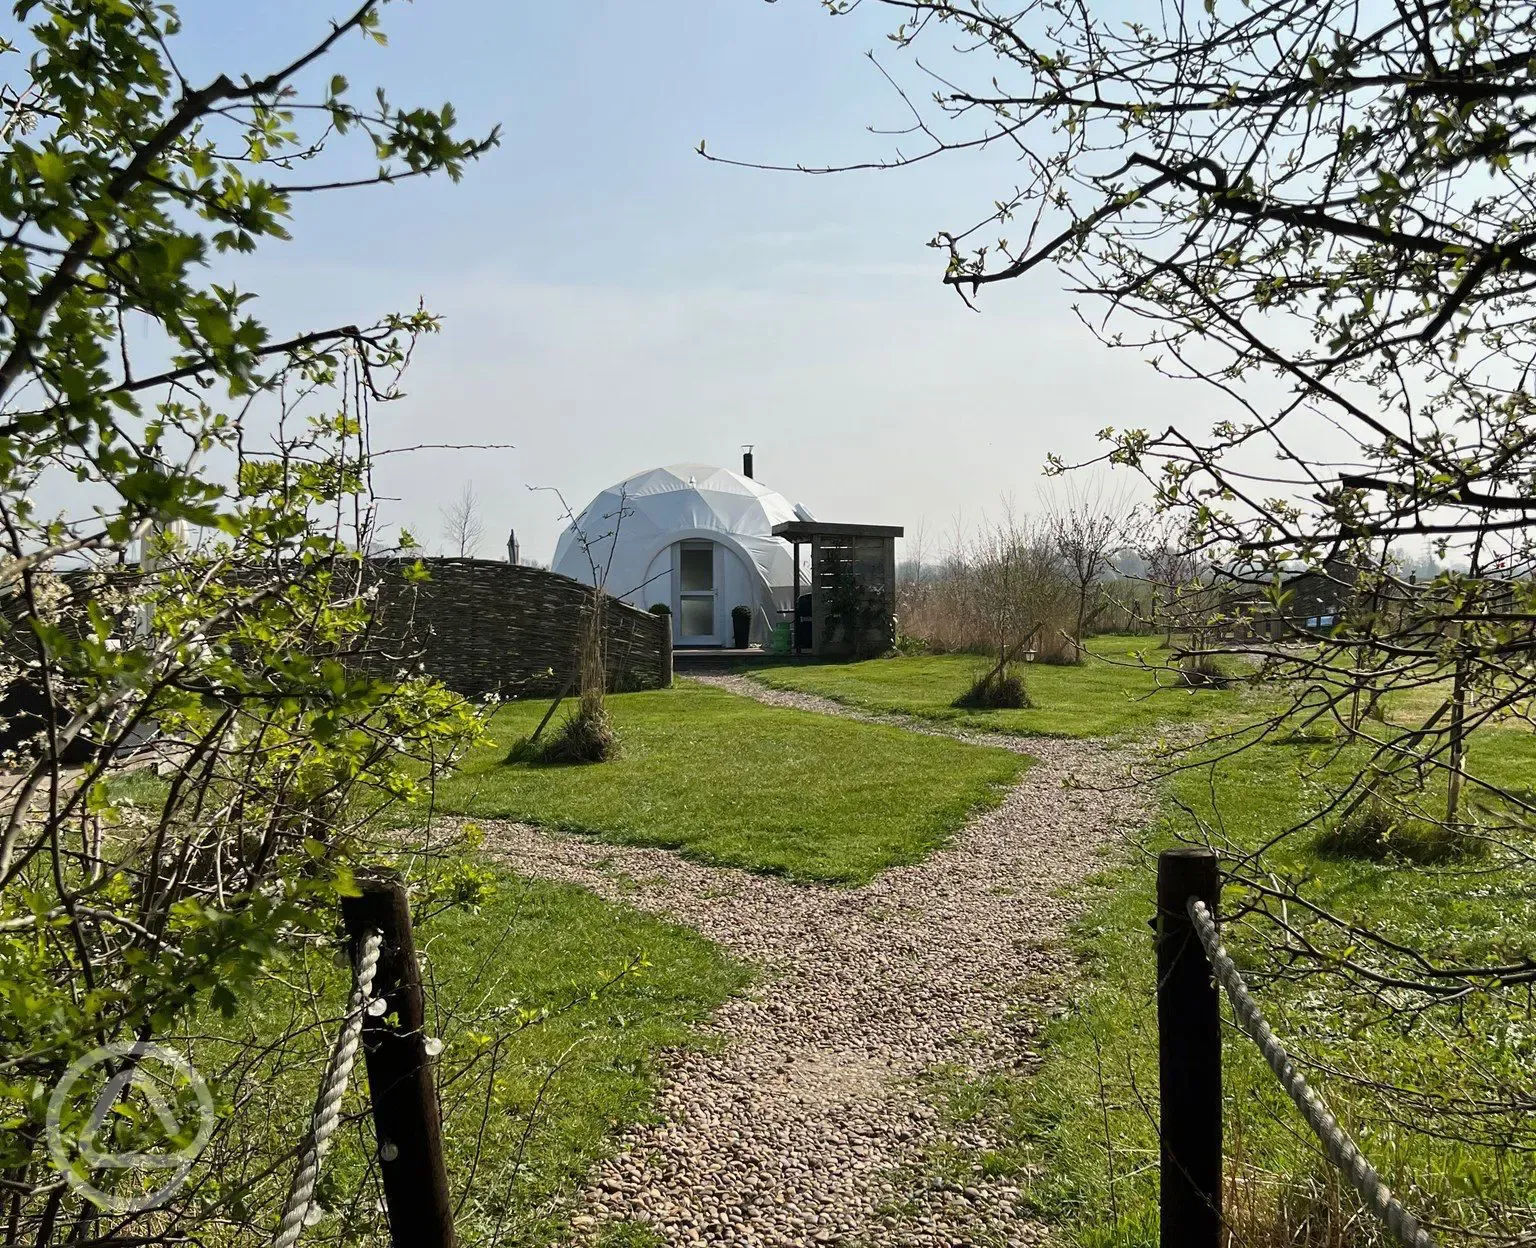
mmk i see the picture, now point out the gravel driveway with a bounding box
[475,677,1149,1247]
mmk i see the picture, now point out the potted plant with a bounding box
[731,604,752,649]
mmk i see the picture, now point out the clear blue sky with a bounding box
[166,0,1209,560]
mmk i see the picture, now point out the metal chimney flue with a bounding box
[742,445,755,479]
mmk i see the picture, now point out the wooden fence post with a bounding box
[1157,847,1222,1248]
[341,872,456,1248]
[659,612,673,687]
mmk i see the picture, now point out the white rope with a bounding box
[272,929,383,1248]
[1186,898,1434,1248]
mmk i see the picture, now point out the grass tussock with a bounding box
[1033,630,1081,666]
[502,735,540,763]
[534,707,620,764]
[1315,791,1484,864]
[953,665,1032,709]
[1178,651,1232,688]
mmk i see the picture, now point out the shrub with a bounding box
[897,514,1075,655]
[953,664,1032,709]
[650,602,672,616]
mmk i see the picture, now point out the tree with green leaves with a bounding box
[0,2,505,1240]
[751,1,1536,821]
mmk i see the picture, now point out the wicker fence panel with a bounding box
[361,559,671,700]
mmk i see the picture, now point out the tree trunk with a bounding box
[1447,647,1468,827]
[1348,643,1367,735]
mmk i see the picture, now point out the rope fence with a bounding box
[264,854,1438,1248]
[1157,847,1435,1248]
[272,928,383,1248]
[1186,898,1434,1248]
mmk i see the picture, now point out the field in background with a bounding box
[420,683,1026,884]
[754,636,1262,738]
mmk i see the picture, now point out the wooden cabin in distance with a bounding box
[772,520,903,658]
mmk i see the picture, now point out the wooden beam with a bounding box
[1156,849,1222,1248]
[772,521,905,541]
[792,540,801,657]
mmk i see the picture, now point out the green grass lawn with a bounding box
[752,636,1262,738]
[933,722,1536,1246]
[184,864,745,1247]
[425,870,748,1246]
[416,682,1026,884]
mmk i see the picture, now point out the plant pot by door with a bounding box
[731,605,752,649]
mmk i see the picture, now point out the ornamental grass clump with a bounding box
[1316,788,1484,865]
[1177,651,1231,689]
[537,705,620,764]
[953,663,1032,710]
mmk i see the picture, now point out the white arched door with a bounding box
[674,540,720,645]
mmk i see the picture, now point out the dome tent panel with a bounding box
[638,547,671,611]
[551,463,802,646]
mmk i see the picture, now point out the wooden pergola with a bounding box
[772,520,904,658]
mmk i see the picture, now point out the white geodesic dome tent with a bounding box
[551,463,809,647]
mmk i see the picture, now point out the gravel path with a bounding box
[477,678,1149,1247]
